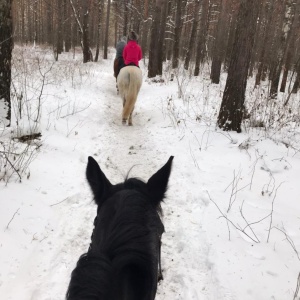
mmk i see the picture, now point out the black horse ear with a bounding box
[147,156,174,207]
[86,156,112,206]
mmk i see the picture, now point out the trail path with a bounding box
[1,50,299,300]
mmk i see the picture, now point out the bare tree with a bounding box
[0,0,13,127]
[217,0,259,132]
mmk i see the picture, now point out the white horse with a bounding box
[117,66,142,126]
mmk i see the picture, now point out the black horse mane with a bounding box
[66,253,112,300]
[67,182,163,300]
[66,156,173,300]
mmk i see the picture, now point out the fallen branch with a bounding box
[5,208,20,231]
[293,272,300,300]
[273,227,300,261]
[2,152,22,182]
[239,200,261,243]
[14,132,42,143]
[50,197,69,207]
[267,182,285,242]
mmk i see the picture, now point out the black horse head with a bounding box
[66,156,173,300]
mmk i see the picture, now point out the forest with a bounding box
[1,0,299,132]
[1,1,300,299]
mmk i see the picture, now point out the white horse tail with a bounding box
[117,66,142,125]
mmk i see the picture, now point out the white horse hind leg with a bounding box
[128,107,134,126]
[122,97,127,125]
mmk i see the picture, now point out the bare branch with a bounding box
[239,200,261,243]
[5,208,20,231]
[206,191,259,243]
[267,182,285,242]
[293,272,300,300]
[50,197,69,207]
[273,226,300,261]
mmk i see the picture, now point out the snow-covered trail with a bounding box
[0,55,223,300]
[1,49,300,300]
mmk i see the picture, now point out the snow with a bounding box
[0,46,300,300]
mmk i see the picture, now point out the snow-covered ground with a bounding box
[0,46,300,300]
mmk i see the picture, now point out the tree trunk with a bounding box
[172,0,183,69]
[194,0,209,75]
[103,0,111,59]
[255,0,274,86]
[0,0,13,127]
[210,0,229,83]
[95,0,104,62]
[217,0,259,133]
[21,0,26,44]
[82,0,93,62]
[46,1,53,45]
[184,0,200,70]
[148,0,162,78]
[280,2,300,93]
[123,0,128,36]
[270,0,295,99]
[69,0,93,62]
[224,0,239,71]
[34,0,38,44]
[292,57,300,94]
[165,0,173,61]
[157,0,168,75]
[280,49,292,93]
[56,0,63,54]
[64,0,72,52]
[141,0,149,57]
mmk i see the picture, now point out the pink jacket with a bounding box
[123,41,142,66]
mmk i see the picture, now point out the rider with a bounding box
[114,36,127,78]
[123,31,142,67]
